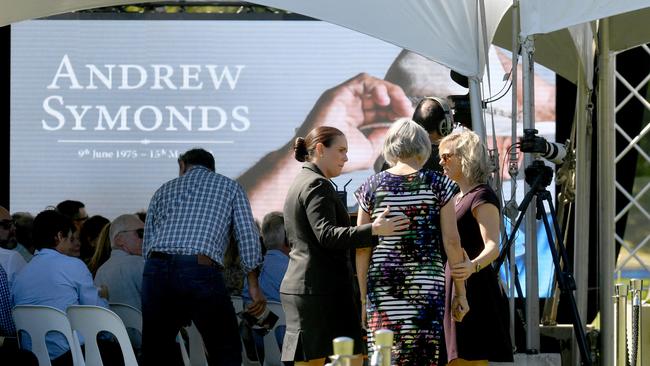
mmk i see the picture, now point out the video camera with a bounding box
[448,70,472,129]
[447,94,471,129]
[239,307,279,332]
[520,128,567,164]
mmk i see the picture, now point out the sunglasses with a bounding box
[440,153,455,162]
[0,220,15,230]
[120,228,144,239]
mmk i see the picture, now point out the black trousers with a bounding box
[141,254,241,366]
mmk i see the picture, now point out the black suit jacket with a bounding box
[280,162,373,295]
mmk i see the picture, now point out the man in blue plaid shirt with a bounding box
[0,264,37,365]
[0,265,15,338]
[141,148,265,366]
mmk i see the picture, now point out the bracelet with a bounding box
[475,261,481,273]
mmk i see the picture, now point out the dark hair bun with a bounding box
[293,137,308,162]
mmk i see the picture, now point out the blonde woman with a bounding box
[355,118,468,366]
[87,223,111,277]
[439,130,513,365]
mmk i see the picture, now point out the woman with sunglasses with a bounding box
[439,130,513,365]
[281,126,409,366]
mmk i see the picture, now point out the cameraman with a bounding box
[379,96,452,173]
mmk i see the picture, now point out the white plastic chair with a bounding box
[185,321,208,366]
[12,305,86,366]
[177,297,261,366]
[109,302,190,366]
[262,301,286,366]
[66,305,138,366]
[108,303,142,333]
[231,295,244,313]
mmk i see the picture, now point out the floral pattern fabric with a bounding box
[355,170,457,366]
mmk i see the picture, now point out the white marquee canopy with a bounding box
[3,1,650,363]
[520,0,650,49]
[2,1,650,83]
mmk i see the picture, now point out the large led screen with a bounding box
[10,18,557,296]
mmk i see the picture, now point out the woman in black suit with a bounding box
[281,126,409,366]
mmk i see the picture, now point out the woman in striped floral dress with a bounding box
[355,119,468,366]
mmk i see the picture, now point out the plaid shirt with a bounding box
[143,166,262,273]
[0,265,16,336]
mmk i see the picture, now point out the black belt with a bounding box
[148,251,223,270]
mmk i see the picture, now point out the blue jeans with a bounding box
[141,254,241,366]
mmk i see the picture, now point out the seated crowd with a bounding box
[0,201,288,366]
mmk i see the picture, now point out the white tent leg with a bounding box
[597,17,615,366]
[469,77,486,142]
[509,0,521,349]
[572,68,593,366]
[522,33,540,352]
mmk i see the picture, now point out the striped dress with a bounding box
[355,169,457,366]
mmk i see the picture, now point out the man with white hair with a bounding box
[243,211,289,304]
[94,214,145,310]
[240,212,290,362]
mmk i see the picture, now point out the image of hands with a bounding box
[10,19,554,222]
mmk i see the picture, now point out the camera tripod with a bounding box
[495,160,593,365]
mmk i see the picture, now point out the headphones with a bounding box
[420,96,454,137]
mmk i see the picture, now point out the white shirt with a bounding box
[94,249,145,310]
[0,247,26,286]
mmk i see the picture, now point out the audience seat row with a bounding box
[12,296,286,366]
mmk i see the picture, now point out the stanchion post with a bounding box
[371,329,393,366]
[629,280,643,366]
[613,283,627,366]
[329,337,354,366]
